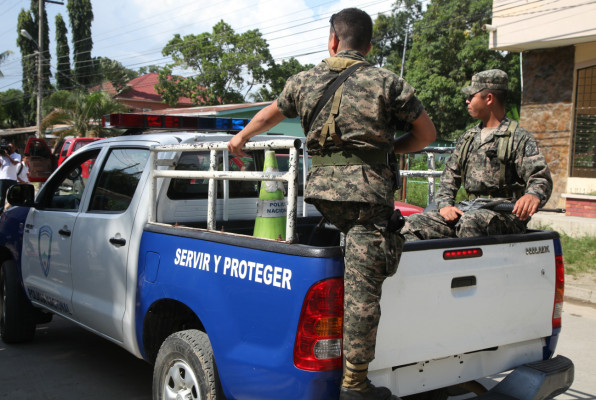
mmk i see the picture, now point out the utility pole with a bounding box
[400,21,409,78]
[36,0,43,138]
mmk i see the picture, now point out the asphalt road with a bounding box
[0,316,152,400]
[1,301,595,400]
[457,300,596,400]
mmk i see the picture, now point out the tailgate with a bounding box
[371,232,558,370]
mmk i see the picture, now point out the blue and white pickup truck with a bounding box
[0,113,573,400]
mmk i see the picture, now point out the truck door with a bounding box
[21,149,101,317]
[70,147,150,341]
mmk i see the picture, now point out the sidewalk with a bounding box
[528,212,596,237]
[566,272,596,305]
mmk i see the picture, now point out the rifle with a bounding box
[457,198,566,213]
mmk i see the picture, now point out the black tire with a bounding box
[153,329,223,400]
[0,260,36,343]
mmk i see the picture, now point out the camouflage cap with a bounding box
[462,69,509,95]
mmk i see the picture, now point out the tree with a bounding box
[16,9,37,125]
[31,0,52,93]
[41,90,126,138]
[55,13,72,90]
[90,57,139,90]
[138,65,162,75]
[157,21,273,106]
[369,0,423,71]
[15,1,53,126]
[404,0,520,139]
[0,89,26,128]
[251,58,313,102]
[67,0,94,87]
[0,50,12,77]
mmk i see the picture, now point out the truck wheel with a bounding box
[0,260,36,343]
[153,329,222,400]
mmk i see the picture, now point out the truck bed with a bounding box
[148,220,561,396]
[373,229,562,396]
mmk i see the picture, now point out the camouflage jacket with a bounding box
[277,50,424,205]
[435,117,553,210]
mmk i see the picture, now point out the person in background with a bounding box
[0,143,22,212]
[17,153,30,184]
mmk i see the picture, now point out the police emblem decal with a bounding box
[38,225,52,277]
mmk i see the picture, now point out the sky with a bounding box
[0,0,398,93]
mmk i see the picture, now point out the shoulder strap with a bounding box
[17,161,23,176]
[459,130,477,187]
[497,120,518,189]
[306,62,369,135]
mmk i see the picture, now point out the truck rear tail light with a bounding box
[294,277,343,371]
[553,255,565,329]
[443,248,483,260]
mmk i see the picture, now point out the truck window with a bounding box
[276,152,309,196]
[88,148,150,212]
[166,151,260,200]
[39,150,100,211]
[28,140,52,159]
[60,141,71,158]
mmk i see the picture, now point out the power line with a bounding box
[5,0,594,99]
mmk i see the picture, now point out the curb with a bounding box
[565,284,596,305]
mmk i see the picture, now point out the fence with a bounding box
[400,146,454,206]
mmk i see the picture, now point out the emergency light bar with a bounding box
[102,113,250,132]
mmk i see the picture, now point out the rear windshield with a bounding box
[166,150,309,200]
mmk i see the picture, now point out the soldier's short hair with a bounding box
[480,89,507,106]
[330,8,372,53]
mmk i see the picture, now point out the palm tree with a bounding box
[41,90,126,138]
[0,50,13,77]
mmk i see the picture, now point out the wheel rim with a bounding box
[163,359,202,400]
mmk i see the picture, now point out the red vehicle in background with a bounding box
[24,137,103,182]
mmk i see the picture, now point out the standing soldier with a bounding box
[402,69,552,240]
[228,8,435,399]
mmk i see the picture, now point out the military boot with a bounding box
[339,379,400,400]
[340,361,400,400]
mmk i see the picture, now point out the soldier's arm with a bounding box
[515,136,553,208]
[228,102,286,157]
[393,111,436,154]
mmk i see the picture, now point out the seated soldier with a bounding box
[402,69,553,240]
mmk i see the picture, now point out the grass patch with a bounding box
[535,223,596,276]
[398,178,467,208]
[559,233,596,276]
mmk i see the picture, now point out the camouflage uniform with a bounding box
[277,50,424,364]
[402,117,553,240]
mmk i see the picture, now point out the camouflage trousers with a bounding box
[401,208,527,241]
[311,199,404,364]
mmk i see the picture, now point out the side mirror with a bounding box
[7,184,36,207]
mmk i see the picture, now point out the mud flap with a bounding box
[476,355,574,400]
